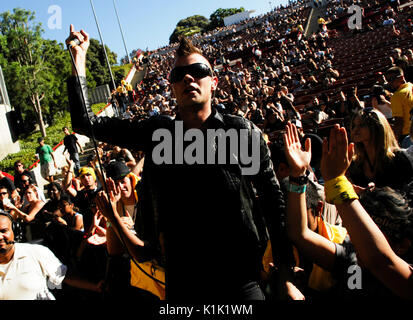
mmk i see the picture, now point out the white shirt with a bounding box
[0,243,67,300]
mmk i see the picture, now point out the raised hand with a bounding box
[320,124,355,181]
[95,191,117,220]
[283,122,311,176]
[66,24,89,76]
[2,198,15,211]
[106,177,121,204]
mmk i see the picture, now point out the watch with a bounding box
[289,170,310,185]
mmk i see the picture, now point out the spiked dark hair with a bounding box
[176,36,202,57]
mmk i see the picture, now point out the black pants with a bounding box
[167,280,265,301]
[236,281,266,300]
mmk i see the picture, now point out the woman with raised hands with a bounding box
[284,121,413,299]
[347,108,413,193]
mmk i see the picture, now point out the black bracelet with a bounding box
[289,170,310,185]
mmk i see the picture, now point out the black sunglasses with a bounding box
[169,63,213,84]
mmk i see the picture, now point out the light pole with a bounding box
[113,0,131,64]
[90,0,116,90]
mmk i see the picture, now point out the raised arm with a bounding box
[66,24,89,77]
[321,124,413,299]
[5,200,45,223]
[63,160,77,198]
[66,25,155,151]
[283,122,336,270]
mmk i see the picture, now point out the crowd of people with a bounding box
[1,0,413,302]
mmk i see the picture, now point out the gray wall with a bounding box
[90,84,110,105]
[0,67,20,160]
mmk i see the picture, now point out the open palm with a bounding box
[283,122,311,176]
[320,124,354,181]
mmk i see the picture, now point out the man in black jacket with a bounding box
[66,25,296,300]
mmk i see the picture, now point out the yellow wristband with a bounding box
[324,176,359,205]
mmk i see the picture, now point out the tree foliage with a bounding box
[208,7,245,30]
[0,8,119,138]
[0,8,71,137]
[169,15,210,44]
[86,38,118,90]
[168,8,245,44]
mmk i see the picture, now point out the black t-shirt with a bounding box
[73,187,102,232]
[63,134,78,155]
[158,163,261,300]
[0,176,15,192]
[115,92,126,104]
[347,150,413,192]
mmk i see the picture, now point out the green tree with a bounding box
[0,8,65,137]
[86,38,118,90]
[41,40,71,126]
[169,15,210,44]
[208,7,245,30]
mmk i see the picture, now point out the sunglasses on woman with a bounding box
[169,63,213,83]
[351,108,379,130]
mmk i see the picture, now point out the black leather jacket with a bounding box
[68,76,294,291]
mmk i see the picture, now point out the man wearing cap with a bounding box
[105,161,140,223]
[35,137,57,183]
[64,166,101,231]
[385,66,413,143]
[66,25,295,300]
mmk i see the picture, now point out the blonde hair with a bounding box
[351,108,400,174]
[25,184,39,199]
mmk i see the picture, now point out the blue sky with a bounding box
[0,0,287,64]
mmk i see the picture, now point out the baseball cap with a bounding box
[105,161,130,181]
[79,167,96,181]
